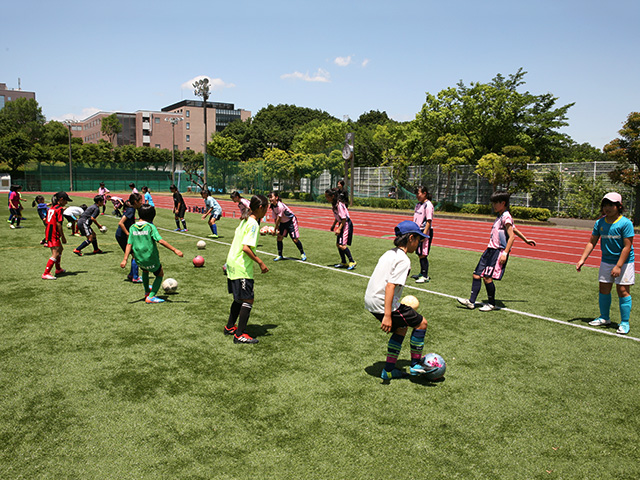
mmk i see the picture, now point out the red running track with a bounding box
[50,192,625,270]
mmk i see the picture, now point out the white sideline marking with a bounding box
[160,226,640,344]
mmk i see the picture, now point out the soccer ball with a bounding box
[260,226,269,236]
[193,255,205,267]
[99,225,108,234]
[196,240,206,250]
[162,278,178,294]
[420,353,446,381]
[400,295,420,310]
[268,226,276,235]
[66,222,72,229]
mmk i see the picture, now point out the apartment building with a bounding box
[0,82,36,110]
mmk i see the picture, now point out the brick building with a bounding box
[0,82,36,110]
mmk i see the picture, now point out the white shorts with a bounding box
[599,262,635,285]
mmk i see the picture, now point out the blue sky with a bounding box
[1,0,638,148]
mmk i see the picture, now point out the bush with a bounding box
[460,204,492,215]
[351,197,413,210]
[437,202,462,213]
[459,203,550,221]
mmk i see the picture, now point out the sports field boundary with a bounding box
[158,225,640,344]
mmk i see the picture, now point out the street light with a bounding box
[62,119,75,191]
[164,116,183,184]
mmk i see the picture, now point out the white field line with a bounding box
[159,226,640,344]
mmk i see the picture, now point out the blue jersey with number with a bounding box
[593,215,635,265]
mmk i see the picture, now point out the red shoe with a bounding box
[73,249,82,256]
[92,249,104,254]
[223,325,237,336]
[233,333,258,344]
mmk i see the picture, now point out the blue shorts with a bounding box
[474,248,508,280]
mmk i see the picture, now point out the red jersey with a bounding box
[45,205,64,247]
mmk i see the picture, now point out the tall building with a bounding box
[0,82,36,110]
[70,101,251,153]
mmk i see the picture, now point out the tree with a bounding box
[605,111,640,224]
[0,132,32,170]
[475,145,534,193]
[0,97,45,144]
[207,135,243,192]
[356,110,391,127]
[416,69,574,165]
[101,113,122,146]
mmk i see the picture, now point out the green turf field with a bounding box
[1,203,639,479]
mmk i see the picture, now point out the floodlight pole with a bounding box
[343,132,355,206]
[63,120,74,191]
[165,117,183,184]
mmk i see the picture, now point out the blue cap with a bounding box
[394,220,429,238]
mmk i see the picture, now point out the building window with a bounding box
[186,135,190,142]
[186,122,190,130]
[186,110,190,118]
[155,118,160,124]
[155,144,161,148]
[186,147,190,150]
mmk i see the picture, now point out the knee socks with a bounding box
[77,240,90,251]
[150,275,163,298]
[236,302,253,337]
[277,240,283,256]
[469,278,482,303]
[420,257,429,277]
[210,223,217,235]
[385,333,405,372]
[344,247,354,262]
[338,248,347,264]
[619,296,632,324]
[295,239,305,254]
[227,301,242,329]
[599,293,611,320]
[44,257,55,275]
[410,329,426,366]
[485,281,496,306]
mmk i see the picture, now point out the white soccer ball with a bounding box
[268,226,276,235]
[260,226,269,236]
[99,225,108,234]
[162,278,178,294]
[196,240,206,250]
[66,222,72,229]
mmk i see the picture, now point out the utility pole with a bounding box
[164,116,183,184]
[342,132,355,206]
[193,78,211,186]
[63,120,74,191]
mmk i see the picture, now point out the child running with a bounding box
[63,203,87,237]
[412,186,434,283]
[577,192,634,335]
[142,186,154,206]
[73,195,106,256]
[116,192,144,283]
[170,184,188,232]
[98,182,110,214]
[457,191,536,311]
[325,188,356,269]
[201,188,222,238]
[268,191,306,261]
[120,204,183,303]
[364,220,430,379]
[224,195,269,343]
[42,191,72,280]
[33,195,49,244]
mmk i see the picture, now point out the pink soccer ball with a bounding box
[193,255,205,268]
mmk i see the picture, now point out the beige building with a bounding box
[70,100,251,153]
[0,82,36,109]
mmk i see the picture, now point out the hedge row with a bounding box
[460,203,551,221]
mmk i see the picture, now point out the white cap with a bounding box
[603,192,622,204]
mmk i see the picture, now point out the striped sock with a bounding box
[410,329,426,366]
[385,333,405,372]
[236,302,253,337]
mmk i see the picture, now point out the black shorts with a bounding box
[175,207,186,218]
[416,228,433,256]
[474,248,508,280]
[372,304,424,330]
[210,213,221,221]
[78,220,94,237]
[227,278,255,302]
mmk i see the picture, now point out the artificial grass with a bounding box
[0,202,639,479]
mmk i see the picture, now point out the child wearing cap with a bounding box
[364,220,430,379]
[42,192,71,279]
[457,191,536,311]
[577,192,634,335]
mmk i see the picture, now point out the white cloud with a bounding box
[361,58,370,68]
[334,56,352,67]
[51,107,101,122]
[180,75,236,91]
[280,68,330,83]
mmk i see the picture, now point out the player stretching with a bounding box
[364,221,430,379]
[457,191,535,311]
[170,184,188,232]
[42,192,72,280]
[412,186,433,283]
[268,191,306,261]
[121,205,183,303]
[577,192,634,335]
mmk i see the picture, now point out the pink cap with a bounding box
[603,192,622,204]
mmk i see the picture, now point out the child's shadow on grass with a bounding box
[570,317,619,330]
[246,324,278,338]
[365,361,443,386]
[57,270,87,277]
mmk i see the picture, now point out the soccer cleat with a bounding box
[334,263,348,268]
[410,364,428,376]
[208,234,218,238]
[479,303,496,312]
[174,228,181,231]
[132,277,143,283]
[223,325,237,336]
[415,275,430,283]
[10,224,16,229]
[92,249,104,254]
[589,317,611,326]
[347,261,357,270]
[181,229,188,232]
[55,269,66,275]
[73,249,83,256]
[222,264,227,276]
[301,253,307,261]
[234,333,258,344]
[457,297,475,309]
[273,256,283,261]
[381,368,405,380]
[617,322,630,335]
[41,273,57,280]
[411,274,420,280]
[145,296,165,304]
